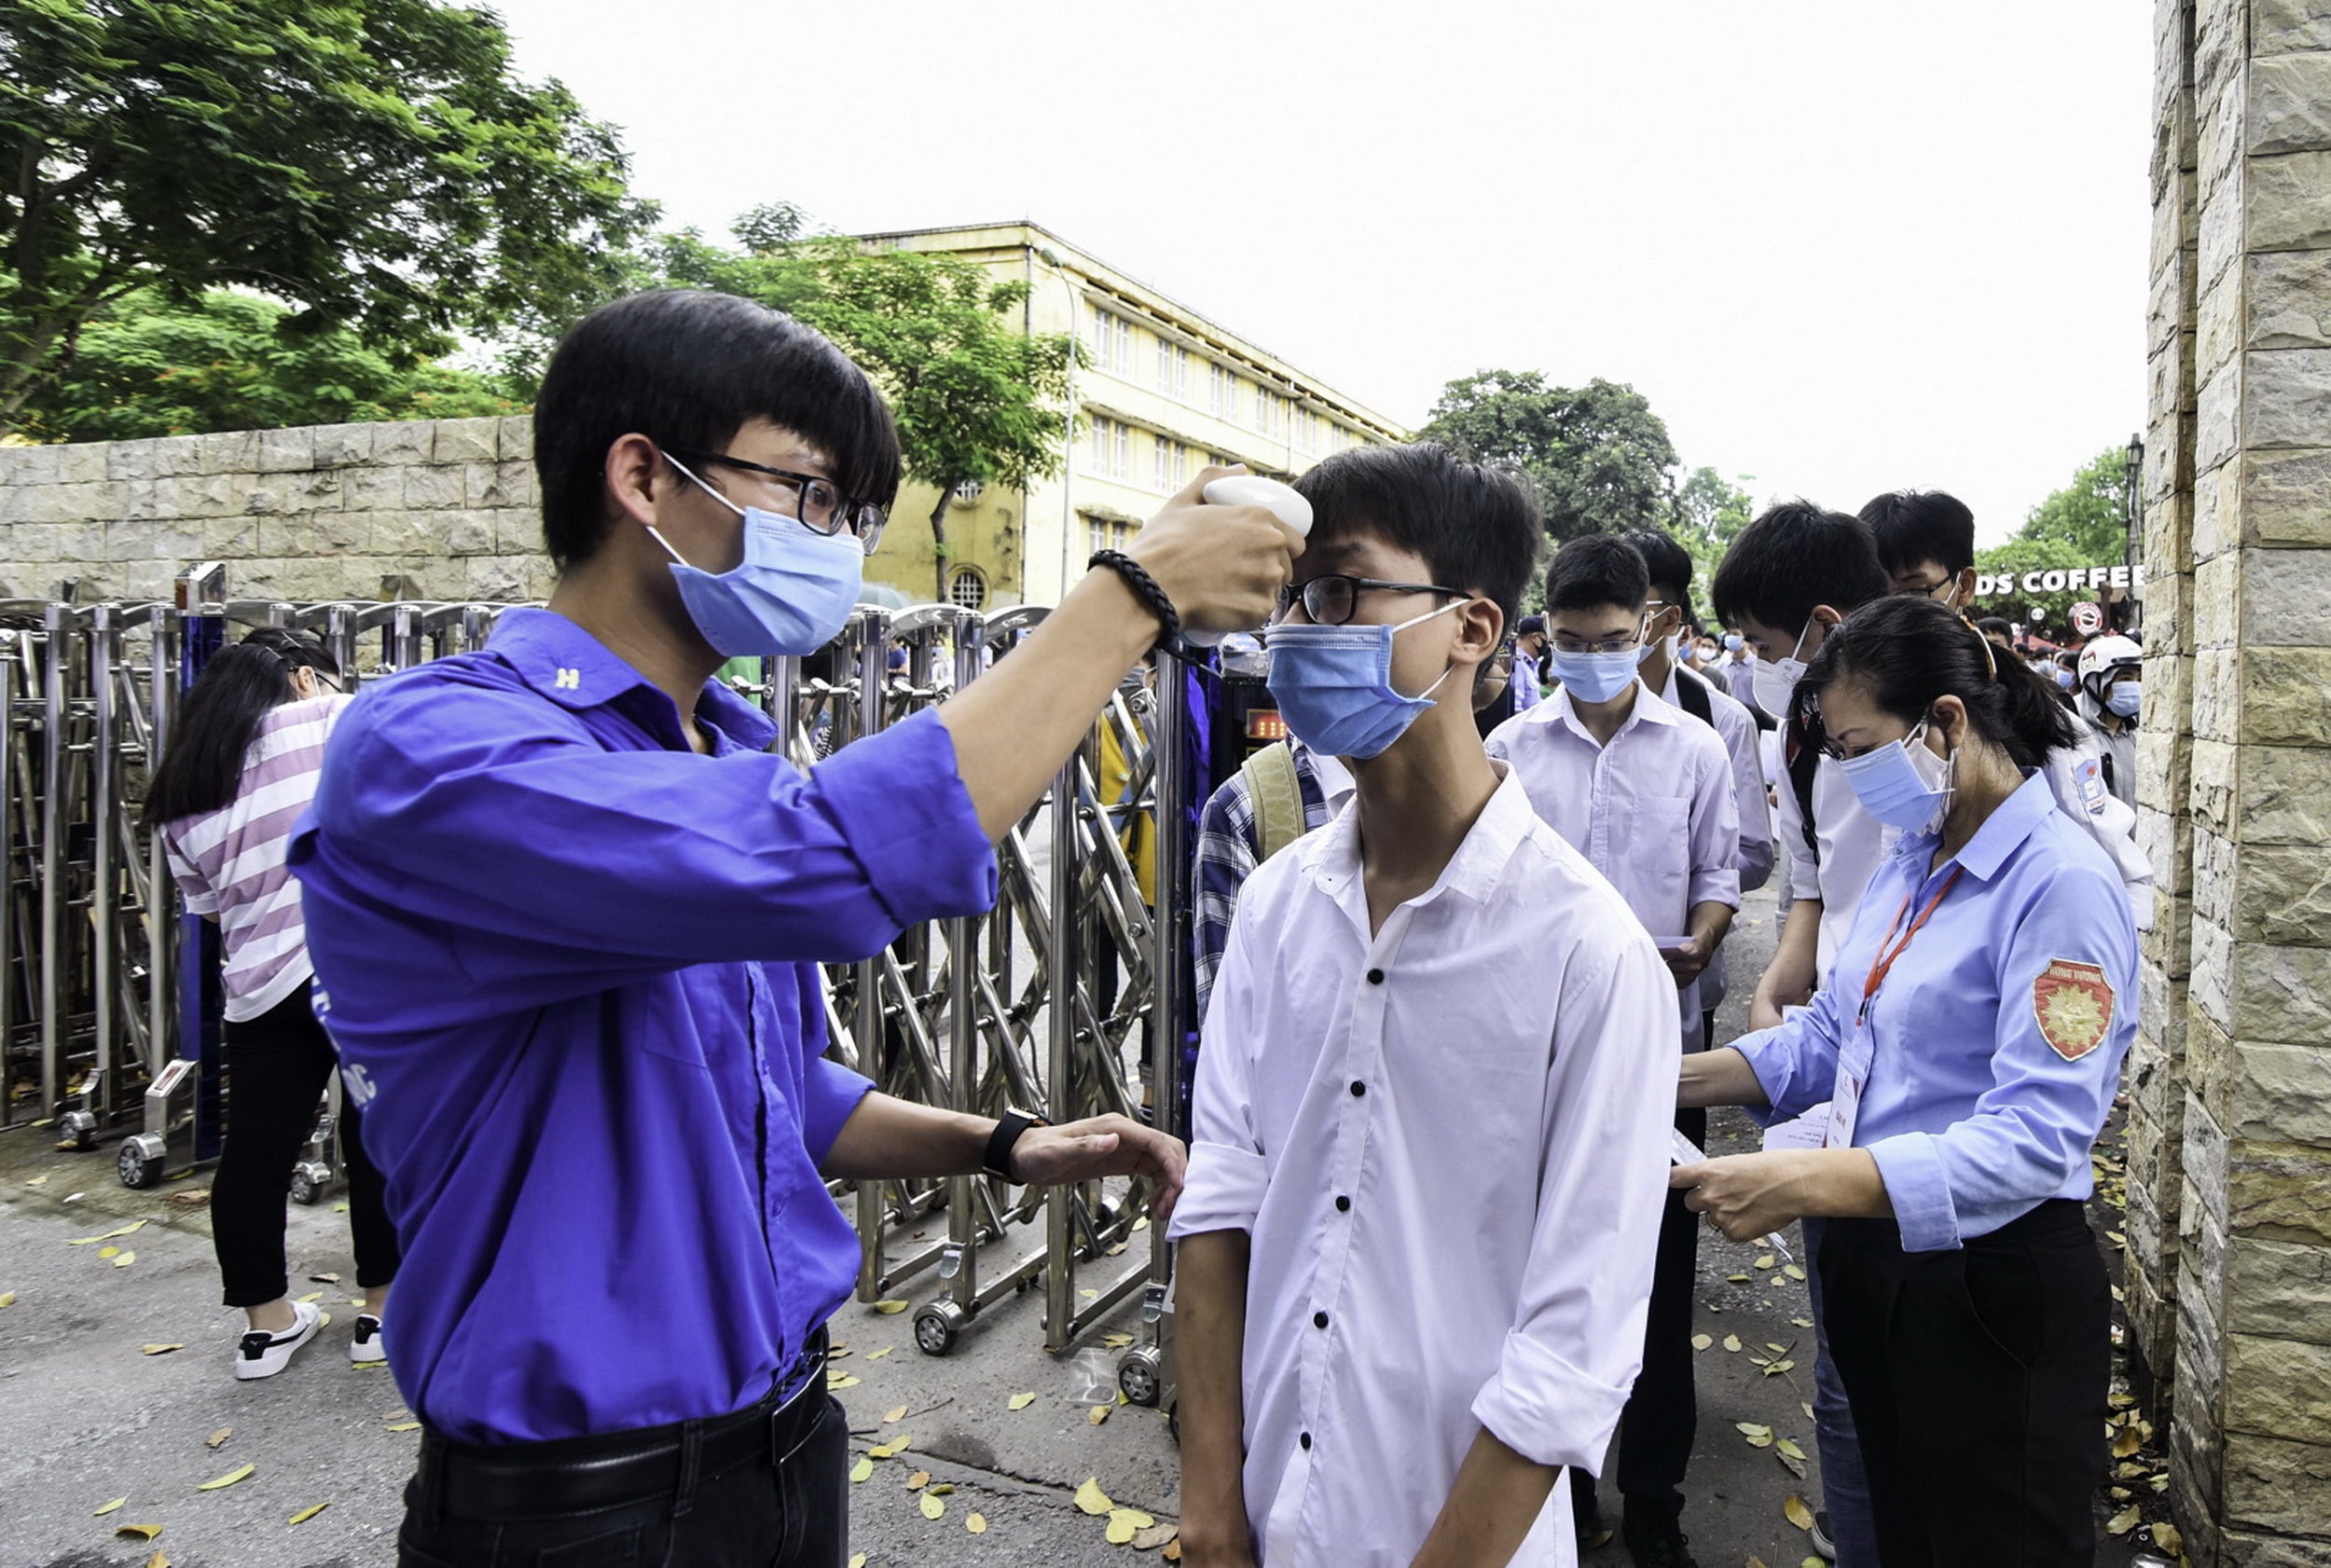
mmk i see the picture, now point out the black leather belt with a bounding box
[424,1328,829,1521]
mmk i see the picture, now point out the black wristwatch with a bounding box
[984,1108,1050,1182]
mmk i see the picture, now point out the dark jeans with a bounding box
[213,984,399,1306]
[397,1389,849,1568]
[1818,1200,2110,1568]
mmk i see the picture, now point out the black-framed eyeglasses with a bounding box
[1271,574,1468,626]
[664,447,890,555]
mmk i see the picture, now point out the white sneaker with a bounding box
[234,1300,324,1380]
[350,1314,387,1366]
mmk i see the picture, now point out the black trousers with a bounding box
[1817,1200,2109,1567]
[397,1383,848,1568]
[212,984,400,1306]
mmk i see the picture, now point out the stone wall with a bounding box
[2144,2,2331,1562]
[0,415,551,606]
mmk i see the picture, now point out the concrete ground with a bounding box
[0,885,2158,1568]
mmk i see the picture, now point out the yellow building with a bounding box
[852,221,1409,610]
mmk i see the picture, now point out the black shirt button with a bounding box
[1300,1432,1313,1450]
[1350,1080,1366,1097]
[1313,1310,1330,1329]
[1336,1195,1351,1212]
[1366,969,1385,984]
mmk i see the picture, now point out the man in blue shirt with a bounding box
[289,289,1301,1568]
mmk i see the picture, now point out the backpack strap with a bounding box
[1239,740,1306,864]
[1786,709,1822,864]
[1672,667,1715,728]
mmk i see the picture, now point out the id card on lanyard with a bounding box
[1827,866,1963,1149]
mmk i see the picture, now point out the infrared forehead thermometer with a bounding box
[1184,475,1314,648]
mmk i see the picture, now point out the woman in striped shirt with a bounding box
[146,628,400,1380]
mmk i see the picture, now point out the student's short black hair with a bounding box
[1861,489,1977,577]
[1547,533,1650,615]
[1711,501,1889,632]
[1293,442,1543,630]
[1976,615,2014,643]
[1621,529,1695,606]
[532,289,903,572]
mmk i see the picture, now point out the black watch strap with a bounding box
[984,1109,1048,1182]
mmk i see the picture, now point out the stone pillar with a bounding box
[2150,2,2331,1561]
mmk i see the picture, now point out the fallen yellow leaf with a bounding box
[1784,1263,1807,1280]
[94,1497,127,1516]
[884,1404,910,1424]
[1132,1521,1179,1551]
[69,1221,146,1245]
[967,1511,988,1534]
[2113,1425,2144,1458]
[1133,1217,1150,1231]
[920,1492,945,1520]
[1108,1512,1139,1546]
[1748,1559,1769,1568]
[1775,1437,1807,1462]
[1784,1493,1814,1531]
[1088,1404,1111,1426]
[2151,1522,2182,1554]
[116,1523,163,1541]
[1163,1541,1181,1562]
[1723,1335,1743,1353]
[113,1251,136,1267]
[99,1246,119,1259]
[144,1551,168,1568]
[1076,1477,1114,1516]
[907,1470,930,1491]
[928,1484,955,1497]
[386,1422,421,1433]
[850,1557,867,1568]
[826,1373,862,1390]
[288,1503,330,1524]
[0,1290,14,1308]
[140,1343,184,1356]
[1102,1333,1135,1349]
[1727,1272,1751,1283]
[873,1300,909,1314]
[310,1272,341,1285]
[1008,1392,1037,1411]
[1790,1317,1814,1327]
[296,1292,322,1304]
[849,1457,875,1485]
[1754,1254,1775,1269]
[1690,1332,1712,1351]
[867,1347,893,1360]
[1763,1358,1798,1377]
[204,1428,230,1449]
[869,1434,912,1460]
[197,1463,255,1491]
[2106,1505,2141,1535]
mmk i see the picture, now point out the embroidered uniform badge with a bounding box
[2034,958,2115,1061]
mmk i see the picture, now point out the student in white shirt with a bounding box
[1172,443,1677,1568]
[1485,535,1740,1567]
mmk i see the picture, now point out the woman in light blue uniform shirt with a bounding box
[1673,595,2136,1567]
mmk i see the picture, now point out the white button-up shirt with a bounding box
[1172,768,1676,1568]
[1660,666,1772,1017]
[1486,681,1741,1049]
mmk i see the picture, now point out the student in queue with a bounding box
[1485,534,1739,1568]
[1673,594,2134,1567]
[1863,489,1977,612]
[289,289,1301,1568]
[147,628,399,1379]
[1174,444,1676,1568]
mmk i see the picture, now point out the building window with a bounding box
[1086,514,1111,556]
[1210,364,1238,421]
[948,567,988,611]
[1154,434,1174,493]
[1156,340,1191,401]
[1089,305,1132,376]
[1087,416,1132,479]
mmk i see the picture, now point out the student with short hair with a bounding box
[1486,534,1741,1567]
[1862,490,1978,612]
[1174,444,1676,1568]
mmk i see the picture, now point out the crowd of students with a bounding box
[139,288,2143,1568]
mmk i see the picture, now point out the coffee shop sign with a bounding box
[1975,563,2145,598]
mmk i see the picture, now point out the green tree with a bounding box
[1669,465,1756,625]
[14,287,518,442]
[1974,446,2134,638]
[2,0,653,427]
[641,209,1080,603]
[1419,370,1679,544]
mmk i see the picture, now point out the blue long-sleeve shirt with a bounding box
[288,609,996,1444]
[1731,772,2137,1252]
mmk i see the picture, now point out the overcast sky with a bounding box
[487,1,2151,548]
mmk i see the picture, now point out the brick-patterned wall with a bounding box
[0,415,551,605]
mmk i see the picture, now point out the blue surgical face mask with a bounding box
[654,457,865,657]
[1552,647,1642,704]
[2106,681,2142,719]
[1838,719,1955,835]
[1724,633,1744,653]
[1266,599,1464,761]
[2054,667,2076,690]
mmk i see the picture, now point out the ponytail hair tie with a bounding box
[1959,612,1998,681]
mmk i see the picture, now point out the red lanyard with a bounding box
[1858,867,1963,1025]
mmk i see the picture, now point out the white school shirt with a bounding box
[1172,768,1676,1568]
[1485,682,1741,1050]
[1660,667,1773,1017]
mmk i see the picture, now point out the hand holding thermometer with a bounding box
[1182,475,1314,648]
[1669,1128,1796,1266]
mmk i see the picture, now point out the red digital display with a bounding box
[1247,709,1288,741]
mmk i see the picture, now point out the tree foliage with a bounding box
[13,286,518,442]
[1419,370,1679,544]
[1669,465,1756,625]
[1,0,654,426]
[639,208,1079,601]
[1974,446,2134,637]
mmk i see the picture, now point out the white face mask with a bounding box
[1752,616,1817,716]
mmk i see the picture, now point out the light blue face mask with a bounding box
[1838,719,1956,835]
[1724,633,1744,653]
[1266,599,1464,761]
[2106,681,2142,719]
[1551,613,1648,704]
[655,457,865,658]
[2054,667,2076,690]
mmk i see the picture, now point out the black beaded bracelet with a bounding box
[1089,549,1182,651]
